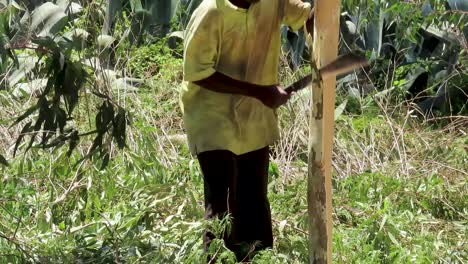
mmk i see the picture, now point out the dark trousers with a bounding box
[197,146,273,262]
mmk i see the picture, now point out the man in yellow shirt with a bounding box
[181,0,314,261]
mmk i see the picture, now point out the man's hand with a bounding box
[305,7,314,36]
[194,72,291,109]
[257,85,291,109]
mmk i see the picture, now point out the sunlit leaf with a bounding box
[29,2,68,37]
[168,30,184,40]
[335,99,348,121]
[8,55,38,87]
[97,34,115,49]
[12,78,47,97]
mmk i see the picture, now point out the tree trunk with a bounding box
[307,0,340,263]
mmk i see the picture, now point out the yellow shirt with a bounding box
[181,0,311,155]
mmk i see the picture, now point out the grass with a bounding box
[1,42,467,264]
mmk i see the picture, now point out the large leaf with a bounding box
[281,26,306,70]
[423,26,461,46]
[7,55,38,87]
[421,1,433,16]
[177,0,203,26]
[103,0,123,35]
[56,0,83,16]
[130,0,144,12]
[29,2,68,37]
[112,78,139,92]
[447,0,468,11]
[17,0,44,10]
[103,0,202,43]
[61,28,90,50]
[12,78,47,97]
[97,34,115,49]
[96,69,140,93]
[334,99,348,121]
[147,0,180,27]
[446,0,468,40]
[364,0,385,58]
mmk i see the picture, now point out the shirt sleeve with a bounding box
[183,8,222,82]
[283,0,312,31]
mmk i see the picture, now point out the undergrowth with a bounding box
[1,29,467,264]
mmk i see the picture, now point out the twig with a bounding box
[13,215,22,239]
[0,232,34,262]
[424,116,468,122]
[207,245,222,264]
[10,44,49,55]
[272,219,308,236]
[430,160,468,176]
[51,161,86,205]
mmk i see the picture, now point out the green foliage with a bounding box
[1,77,467,264]
[338,0,467,117]
[126,38,182,79]
[333,171,466,263]
[0,1,132,168]
[0,1,466,263]
[103,0,200,44]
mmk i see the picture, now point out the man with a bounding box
[181,0,314,261]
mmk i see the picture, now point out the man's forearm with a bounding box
[193,71,290,109]
[193,72,264,99]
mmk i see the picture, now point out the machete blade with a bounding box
[285,52,368,94]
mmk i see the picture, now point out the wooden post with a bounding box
[307,0,340,263]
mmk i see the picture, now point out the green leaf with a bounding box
[32,36,61,54]
[65,131,79,157]
[103,0,123,35]
[112,108,127,149]
[0,154,8,166]
[11,105,38,127]
[89,134,103,154]
[55,107,67,133]
[95,101,114,133]
[335,99,348,121]
[100,152,110,170]
[130,0,144,12]
[13,121,32,156]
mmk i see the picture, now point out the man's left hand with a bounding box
[305,7,314,36]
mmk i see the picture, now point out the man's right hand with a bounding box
[257,85,291,109]
[194,72,291,109]
[305,7,314,36]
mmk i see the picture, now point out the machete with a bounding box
[284,52,368,94]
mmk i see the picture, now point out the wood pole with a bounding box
[306,0,340,263]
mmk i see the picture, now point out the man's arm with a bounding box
[183,8,290,109]
[283,0,313,31]
[194,72,290,109]
[305,7,314,36]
